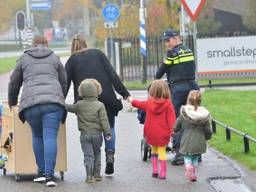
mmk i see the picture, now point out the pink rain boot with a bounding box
[185,163,193,180]
[151,154,158,178]
[190,166,197,182]
[159,160,167,179]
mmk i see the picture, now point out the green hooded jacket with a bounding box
[174,105,212,155]
[66,80,111,136]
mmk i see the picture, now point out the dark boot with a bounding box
[85,166,94,183]
[198,154,202,163]
[171,153,184,165]
[105,149,114,175]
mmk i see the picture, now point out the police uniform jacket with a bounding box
[155,44,196,83]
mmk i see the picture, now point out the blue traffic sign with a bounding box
[30,1,51,11]
[102,4,120,22]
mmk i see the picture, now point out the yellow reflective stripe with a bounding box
[173,59,179,64]
[164,59,172,65]
[164,55,194,65]
[165,56,179,61]
[180,53,193,57]
[180,56,194,62]
[163,56,178,65]
[171,56,195,65]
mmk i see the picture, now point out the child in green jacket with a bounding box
[66,79,111,183]
[174,90,212,182]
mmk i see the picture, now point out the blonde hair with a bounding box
[78,78,102,97]
[187,90,202,111]
[148,80,171,99]
[71,34,87,54]
[88,78,102,95]
[33,35,48,47]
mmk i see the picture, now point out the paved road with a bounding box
[0,60,256,191]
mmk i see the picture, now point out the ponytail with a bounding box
[187,90,201,111]
[71,34,87,54]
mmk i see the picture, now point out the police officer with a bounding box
[155,29,200,165]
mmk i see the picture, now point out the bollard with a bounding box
[243,135,250,153]
[211,120,216,133]
[226,127,231,141]
[209,80,212,88]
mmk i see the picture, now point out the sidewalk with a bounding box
[0,70,255,191]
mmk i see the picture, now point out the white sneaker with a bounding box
[33,173,46,183]
[46,176,57,187]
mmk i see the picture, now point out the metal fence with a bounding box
[106,34,256,81]
[106,35,194,81]
[211,119,256,154]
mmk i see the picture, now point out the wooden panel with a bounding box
[1,103,67,175]
[1,104,15,173]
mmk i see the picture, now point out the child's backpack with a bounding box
[137,109,146,124]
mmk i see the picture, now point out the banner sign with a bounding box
[197,36,256,73]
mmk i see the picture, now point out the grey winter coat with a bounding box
[8,46,68,122]
[174,105,212,155]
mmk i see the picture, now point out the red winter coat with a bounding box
[132,98,176,146]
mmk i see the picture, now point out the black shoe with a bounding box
[105,162,114,175]
[33,172,46,183]
[166,146,172,152]
[171,155,184,165]
[46,176,57,187]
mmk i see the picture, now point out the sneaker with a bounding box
[33,173,46,183]
[85,178,94,183]
[46,176,57,187]
[95,175,103,181]
[105,162,114,175]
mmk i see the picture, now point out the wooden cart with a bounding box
[0,103,67,181]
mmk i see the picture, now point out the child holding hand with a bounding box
[128,80,176,179]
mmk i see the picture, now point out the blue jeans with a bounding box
[104,113,115,150]
[23,104,64,177]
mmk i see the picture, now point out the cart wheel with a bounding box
[60,171,64,180]
[141,138,149,161]
[3,168,6,175]
[148,147,152,159]
[15,174,21,182]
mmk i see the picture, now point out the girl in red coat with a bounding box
[128,80,176,179]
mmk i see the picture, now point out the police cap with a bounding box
[160,29,179,40]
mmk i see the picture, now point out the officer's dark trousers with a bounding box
[169,81,199,151]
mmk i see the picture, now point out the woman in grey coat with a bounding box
[174,90,212,182]
[8,36,67,187]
